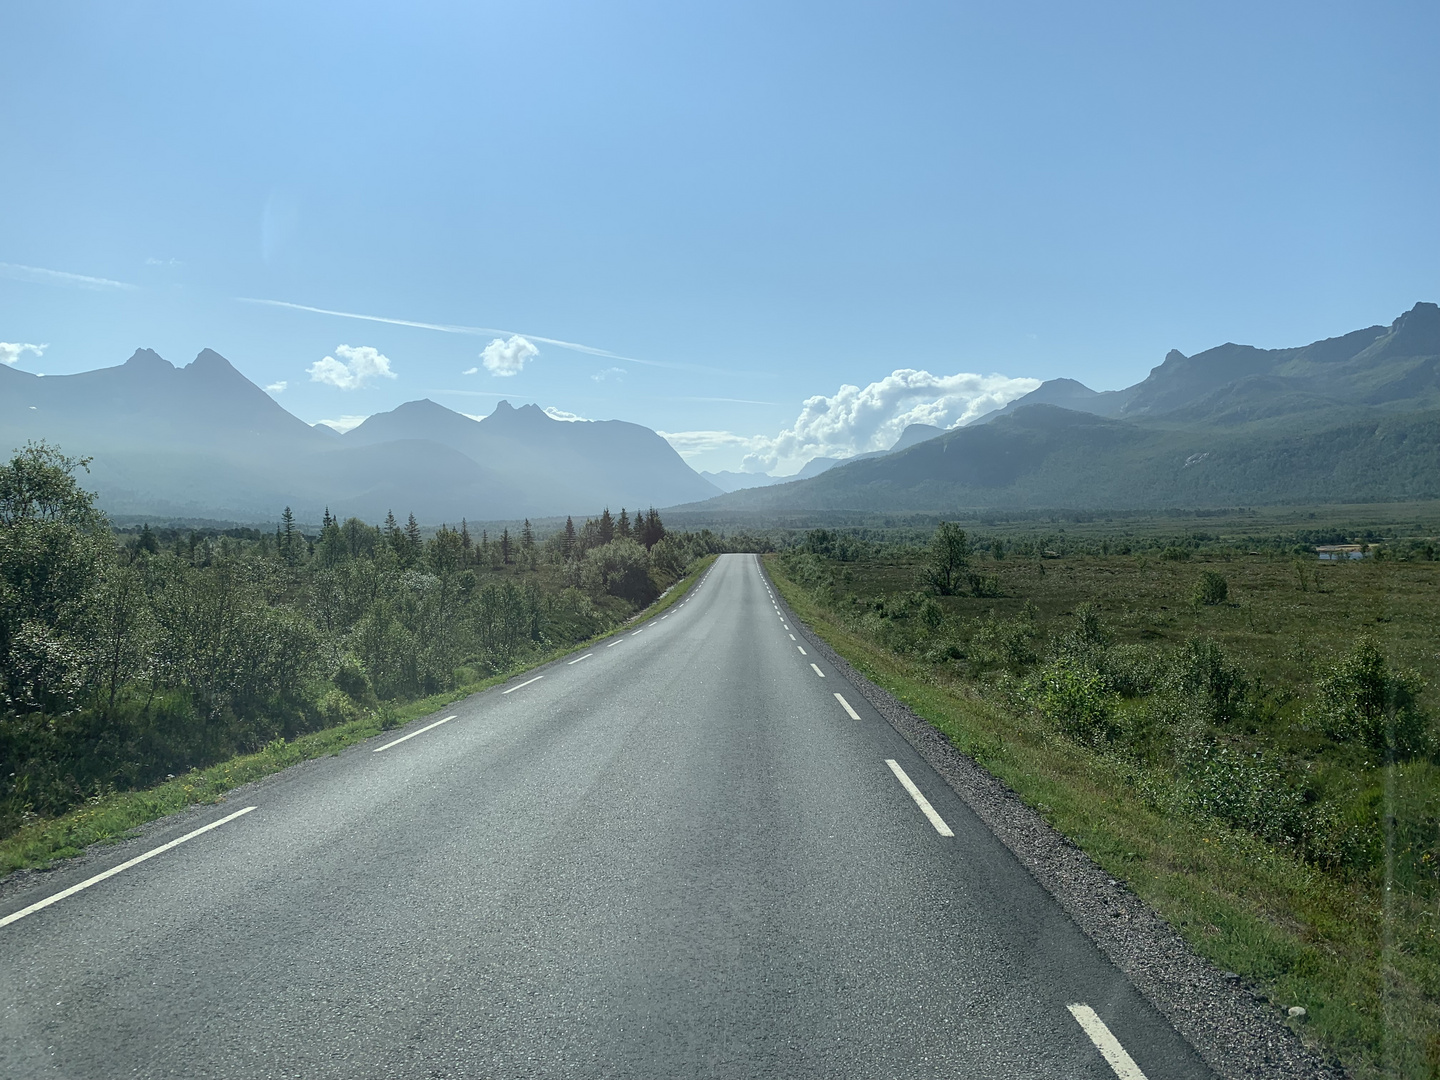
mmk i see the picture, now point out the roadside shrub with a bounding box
[970,611,1041,671]
[1160,546,1191,561]
[1033,656,1116,744]
[1173,637,1248,724]
[1180,744,1313,847]
[1104,644,1167,698]
[1309,637,1431,757]
[965,571,1001,598]
[1192,570,1228,606]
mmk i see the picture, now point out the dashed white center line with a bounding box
[0,804,258,929]
[885,759,954,836]
[607,640,622,647]
[1067,1005,1149,1079]
[797,645,807,655]
[374,715,456,752]
[503,675,544,694]
[788,633,796,640]
[568,653,592,665]
[810,663,825,678]
[661,614,669,619]
[631,628,645,636]
[834,693,860,720]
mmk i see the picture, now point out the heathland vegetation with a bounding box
[0,442,753,846]
[769,514,1438,1078]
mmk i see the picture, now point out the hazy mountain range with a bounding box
[686,301,1440,513]
[0,349,719,522]
[5,302,1436,522]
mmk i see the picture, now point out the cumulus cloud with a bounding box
[307,344,397,390]
[462,366,479,375]
[265,380,288,393]
[657,429,774,464]
[738,369,1039,473]
[480,334,539,377]
[316,415,369,433]
[591,366,625,382]
[0,341,46,366]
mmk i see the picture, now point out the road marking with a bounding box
[0,805,258,929]
[1067,1005,1149,1079]
[835,693,860,720]
[661,614,669,619]
[374,715,456,752]
[607,640,622,647]
[568,653,592,665]
[797,645,807,655]
[788,633,796,640]
[885,759,954,836]
[783,624,789,630]
[631,628,645,636]
[810,663,825,677]
[503,675,544,694]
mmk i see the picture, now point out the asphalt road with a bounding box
[0,554,1215,1079]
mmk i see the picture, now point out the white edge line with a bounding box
[502,675,544,694]
[834,692,861,720]
[1067,1004,1149,1080]
[885,759,954,836]
[567,653,592,665]
[810,663,825,678]
[0,805,258,929]
[374,714,457,752]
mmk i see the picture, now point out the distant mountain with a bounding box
[1,350,719,522]
[700,470,784,493]
[682,302,1440,513]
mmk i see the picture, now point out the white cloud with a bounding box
[736,368,1040,473]
[0,341,46,366]
[317,415,369,433]
[658,429,773,463]
[0,262,136,290]
[592,366,625,382]
[265,380,288,393]
[462,366,479,375]
[543,407,590,422]
[480,334,538,377]
[307,344,397,390]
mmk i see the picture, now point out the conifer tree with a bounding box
[617,508,631,539]
[405,513,423,565]
[598,508,614,545]
[137,522,159,554]
[460,518,472,555]
[500,527,512,565]
[563,516,576,557]
[281,506,298,566]
[522,519,535,552]
[384,510,402,556]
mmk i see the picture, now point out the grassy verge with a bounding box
[766,554,1438,1080]
[0,555,717,880]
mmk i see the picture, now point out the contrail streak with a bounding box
[237,297,667,366]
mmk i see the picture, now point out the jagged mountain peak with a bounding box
[123,348,172,371]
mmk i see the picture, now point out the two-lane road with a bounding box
[1,554,1213,1078]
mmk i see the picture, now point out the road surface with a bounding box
[0,554,1213,1079]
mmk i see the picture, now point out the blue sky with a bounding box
[2,1,1437,473]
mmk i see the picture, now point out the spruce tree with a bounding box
[137,522,159,554]
[405,513,423,565]
[500,527,512,565]
[522,519,535,552]
[384,510,402,557]
[563,516,576,557]
[460,518,472,555]
[617,508,631,539]
[281,506,298,566]
[598,508,614,545]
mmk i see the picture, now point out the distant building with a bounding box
[1316,545,1366,560]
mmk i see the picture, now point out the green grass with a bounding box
[767,551,1440,1080]
[0,555,717,879]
